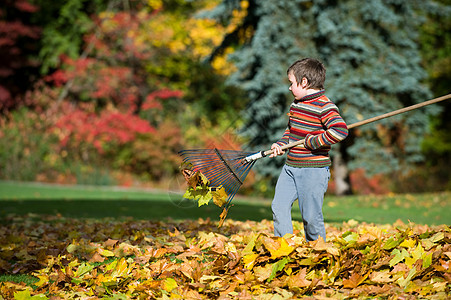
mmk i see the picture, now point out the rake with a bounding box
[179,94,450,226]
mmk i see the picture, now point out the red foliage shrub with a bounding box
[121,119,184,180]
[349,168,391,195]
[54,103,155,155]
[143,89,183,110]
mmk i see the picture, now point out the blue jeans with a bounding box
[271,165,330,241]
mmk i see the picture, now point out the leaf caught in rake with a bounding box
[179,148,259,226]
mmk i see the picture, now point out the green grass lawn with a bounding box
[0,181,449,225]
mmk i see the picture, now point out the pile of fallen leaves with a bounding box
[0,215,450,299]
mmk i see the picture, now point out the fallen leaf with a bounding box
[369,270,393,283]
[162,277,178,292]
[261,236,294,259]
[342,272,367,289]
[287,268,312,289]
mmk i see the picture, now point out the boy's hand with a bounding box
[270,143,285,157]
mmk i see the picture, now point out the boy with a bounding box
[270,58,348,242]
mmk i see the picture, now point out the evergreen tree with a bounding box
[205,0,445,193]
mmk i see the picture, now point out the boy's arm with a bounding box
[270,127,290,157]
[275,127,290,147]
[304,103,348,150]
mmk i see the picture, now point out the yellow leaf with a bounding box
[15,290,48,300]
[225,242,237,253]
[199,172,210,185]
[33,275,49,288]
[400,238,416,249]
[241,233,260,256]
[397,266,417,288]
[13,290,31,300]
[200,275,221,283]
[74,262,94,278]
[218,206,228,228]
[162,277,178,292]
[112,257,129,278]
[390,248,410,267]
[422,252,433,269]
[197,189,212,207]
[98,248,115,257]
[242,253,259,270]
[211,186,228,207]
[406,243,425,268]
[411,243,425,260]
[262,236,294,259]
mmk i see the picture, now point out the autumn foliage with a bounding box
[0,0,251,188]
[0,0,40,113]
[1,215,449,299]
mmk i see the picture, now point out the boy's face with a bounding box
[288,72,308,100]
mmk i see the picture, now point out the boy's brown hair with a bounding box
[287,58,326,90]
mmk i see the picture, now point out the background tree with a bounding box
[0,0,40,113]
[205,0,446,195]
[397,0,451,192]
[29,0,110,74]
[0,0,249,186]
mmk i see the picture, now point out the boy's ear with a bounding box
[301,77,309,88]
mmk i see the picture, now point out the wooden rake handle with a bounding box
[259,93,451,158]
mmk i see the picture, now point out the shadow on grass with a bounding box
[0,198,277,223]
[0,198,352,225]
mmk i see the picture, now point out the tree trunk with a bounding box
[333,145,351,195]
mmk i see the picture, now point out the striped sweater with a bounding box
[276,90,348,168]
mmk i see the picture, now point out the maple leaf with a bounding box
[98,248,115,257]
[254,264,273,282]
[261,236,294,259]
[287,268,312,289]
[399,238,416,249]
[242,253,259,270]
[73,262,94,279]
[197,190,212,207]
[14,290,47,300]
[342,272,367,289]
[241,233,261,256]
[397,265,418,288]
[162,277,178,292]
[405,243,426,268]
[268,257,290,282]
[312,236,340,256]
[369,270,394,283]
[390,248,410,267]
[212,186,228,207]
